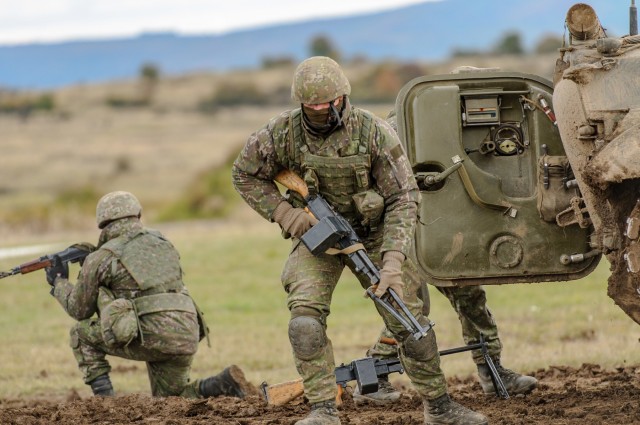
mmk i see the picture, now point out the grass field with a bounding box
[0,205,638,399]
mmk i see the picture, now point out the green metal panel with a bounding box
[395,72,600,286]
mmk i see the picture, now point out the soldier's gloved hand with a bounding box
[45,255,69,292]
[272,201,318,239]
[70,242,96,253]
[70,242,96,266]
[374,250,405,300]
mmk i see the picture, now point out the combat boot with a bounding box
[352,377,401,405]
[90,374,115,397]
[199,365,249,398]
[295,400,341,425]
[424,394,487,425]
[477,360,537,395]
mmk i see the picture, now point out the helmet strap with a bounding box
[329,98,343,127]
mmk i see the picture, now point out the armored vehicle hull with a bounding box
[553,3,640,324]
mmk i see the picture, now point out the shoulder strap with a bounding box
[356,109,375,157]
[100,231,142,258]
[288,108,305,169]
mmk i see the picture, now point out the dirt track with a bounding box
[1,363,639,424]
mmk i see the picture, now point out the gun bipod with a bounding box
[380,333,509,399]
[439,334,509,399]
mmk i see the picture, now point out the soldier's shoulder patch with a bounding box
[390,144,405,160]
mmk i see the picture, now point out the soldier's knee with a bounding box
[400,318,438,362]
[288,315,327,360]
[290,306,323,320]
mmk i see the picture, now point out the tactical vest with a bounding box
[98,228,203,347]
[101,229,184,294]
[286,108,380,234]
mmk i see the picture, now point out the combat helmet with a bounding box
[96,191,142,229]
[291,56,351,104]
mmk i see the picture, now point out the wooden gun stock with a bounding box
[260,379,343,407]
[275,169,309,198]
[260,378,305,406]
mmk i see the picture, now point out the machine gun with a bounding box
[260,357,404,406]
[0,243,95,280]
[274,169,432,341]
[261,334,508,406]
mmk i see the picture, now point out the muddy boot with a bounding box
[424,394,487,425]
[352,377,401,405]
[90,374,115,397]
[295,400,341,425]
[478,361,537,395]
[199,365,248,398]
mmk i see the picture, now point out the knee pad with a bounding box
[288,316,327,360]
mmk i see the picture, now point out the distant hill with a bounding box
[0,0,631,89]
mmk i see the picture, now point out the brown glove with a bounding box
[374,250,405,300]
[272,201,318,239]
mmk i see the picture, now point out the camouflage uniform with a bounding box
[232,97,448,403]
[52,217,204,398]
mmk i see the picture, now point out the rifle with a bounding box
[260,357,404,406]
[0,243,95,280]
[274,169,432,340]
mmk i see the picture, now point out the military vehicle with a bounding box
[554,2,640,324]
[393,2,640,325]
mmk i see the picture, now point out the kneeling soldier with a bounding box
[47,191,249,398]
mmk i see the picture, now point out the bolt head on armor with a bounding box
[96,191,142,229]
[291,56,351,105]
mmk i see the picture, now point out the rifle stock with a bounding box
[274,169,309,198]
[260,378,305,406]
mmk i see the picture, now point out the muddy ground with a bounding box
[1,363,639,425]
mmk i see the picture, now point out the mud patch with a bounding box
[1,363,639,425]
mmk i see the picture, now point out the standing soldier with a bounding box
[232,56,487,425]
[46,191,249,399]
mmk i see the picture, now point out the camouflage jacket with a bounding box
[53,218,199,354]
[232,100,420,256]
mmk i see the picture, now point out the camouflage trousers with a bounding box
[70,318,202,398]
[368,285,502,365]
[281,238,448,404]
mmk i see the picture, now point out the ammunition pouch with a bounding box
[98,288,197,348]
[99,287,139,348]
[352,189,384,232]
[536,155,576,222]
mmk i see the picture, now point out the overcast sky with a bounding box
[0,0,437,45]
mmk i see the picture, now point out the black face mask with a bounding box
[302,97,344,136]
